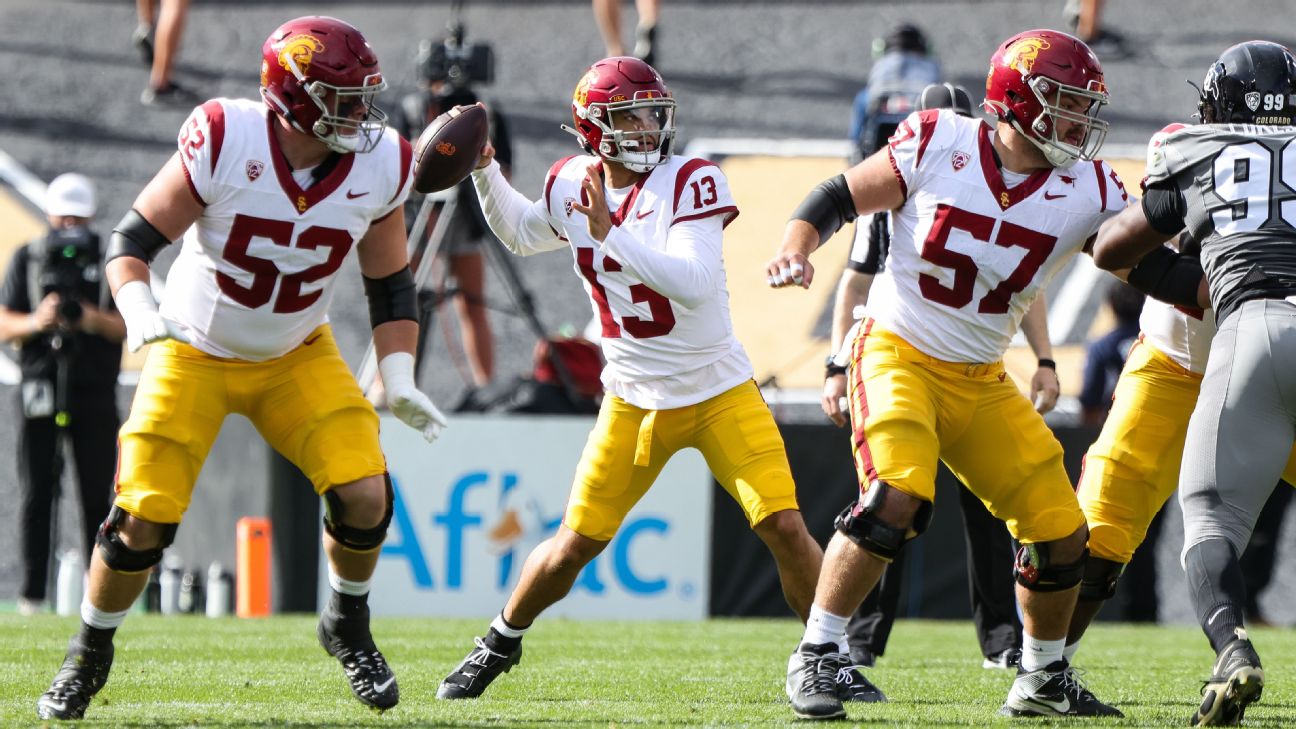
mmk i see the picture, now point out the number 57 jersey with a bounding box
[165,98,412,361]
[870,108,1128,363]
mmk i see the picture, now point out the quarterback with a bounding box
[435,57,845,702]
[36,16,446,721]
[769,30,1127,720]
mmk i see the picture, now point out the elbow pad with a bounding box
[790,174,857,248]
[1126,246,1205,309]
[106,209,173,264]
[362,266,419,328]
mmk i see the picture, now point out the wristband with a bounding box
[1037,358,1057,370]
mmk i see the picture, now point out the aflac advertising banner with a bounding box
[340,414,713,619]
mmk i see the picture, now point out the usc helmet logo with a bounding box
[277,33,325,76]
[574,70,597,107]
[1003,37,1051,76]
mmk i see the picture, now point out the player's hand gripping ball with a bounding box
[412,102,490,193]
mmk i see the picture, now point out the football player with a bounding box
[769,30,1128,720]
[36,16,446,721]
[1092,40,1296,727]
[436,56,844,702]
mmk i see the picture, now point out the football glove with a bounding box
[115,280,191,353]
[378,352,447,443]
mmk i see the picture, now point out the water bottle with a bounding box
[206,562,232,618]
[159,555,183,616]
[55,549,84,617]
[178,569,203,614]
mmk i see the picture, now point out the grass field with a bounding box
[2,615,1294,727]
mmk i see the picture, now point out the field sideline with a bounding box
[3,615,1294,727]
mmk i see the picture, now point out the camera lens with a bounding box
[58,298,83,324]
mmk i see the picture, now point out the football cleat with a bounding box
[1192,628,1264,726]
[836,663,886,703]
[1000,659,1123,717]
[785,643,848,720]
[318,610,399,711]
[983,647,1022,670]
[437,636,523,699]
[36,637,114,720]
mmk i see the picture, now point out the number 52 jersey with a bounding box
[870,108,1128,363]
[165,98,412,361]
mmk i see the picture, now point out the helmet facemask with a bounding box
[298,74,388,154]
[579,95,676,173]
[1016,75,1109,167]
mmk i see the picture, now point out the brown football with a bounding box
[411,103,489,194]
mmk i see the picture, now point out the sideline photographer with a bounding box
[0,173,125,616]
[394,19,512,393]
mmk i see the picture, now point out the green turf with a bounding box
[1,614,1292,727]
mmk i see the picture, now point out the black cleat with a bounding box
[318,610,399,711]
[36,637,114,720]
[785,643,848,720]
[1192,628,1264,726]
[836,663,886,703]
[437,636,522,699]
[1000,659,1123,717]
[983,647,1022,670]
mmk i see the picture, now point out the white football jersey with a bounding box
[540,154,751,410]
[164,98,412,361]
[870,109,1129,362]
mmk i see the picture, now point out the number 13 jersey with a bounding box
[871,108,1128,363]
[166,98,412,361]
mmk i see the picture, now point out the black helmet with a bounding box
[918,82,973,118]
[883,23,928,55]
[1198,41,1296,125]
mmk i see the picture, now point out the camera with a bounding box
[37,225,101,325]
[418,21,495,90]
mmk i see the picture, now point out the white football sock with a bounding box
[1021,633,1065,672]
[328,567,371,597]
[491,613,529,639]
[802,604,849,648]
[81,599,129,630]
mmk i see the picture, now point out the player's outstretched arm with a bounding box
[358,210,447,444]
[768,149,903,289]
[106,153,201,352]
[471,144,565,257]
[1093,202,1208,309]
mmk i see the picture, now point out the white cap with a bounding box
[44,173,97,218]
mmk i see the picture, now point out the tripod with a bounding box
[355,188,585,407]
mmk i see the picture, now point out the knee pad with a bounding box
[323,474,394,552]
[96,505,178,573]
[1015,542,1086,592]
[1078,555,1126,602]
[834,480,933,562]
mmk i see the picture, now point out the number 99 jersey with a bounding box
[165,98,413,361]
[870,108,1128,363]
[1144,123,1296,325]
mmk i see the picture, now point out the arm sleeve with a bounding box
[470,159,566,256]
[1142,181,1189,236]
[598,215,722,310]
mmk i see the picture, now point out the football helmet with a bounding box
[564,57,676,172]
[1198,41,1296,125]
[984,30,1109,167]
[260,16,388,154]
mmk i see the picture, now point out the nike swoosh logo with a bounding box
[303,334,323,346]
[374,676,396,693]
[1043,192,1067,200]
[346,190,369,199]
[1207,605,1228,625]
[1028,694,1070,713]
[636,209,654,220]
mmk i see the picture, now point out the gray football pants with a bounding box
[1180,298,1296,563]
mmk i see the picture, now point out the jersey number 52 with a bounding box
[218,213,352,314]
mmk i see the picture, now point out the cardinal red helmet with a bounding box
[984,29,1109,167]
[566,57,676,172]
[260,16,388,154]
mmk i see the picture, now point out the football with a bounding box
[411,102,490,194]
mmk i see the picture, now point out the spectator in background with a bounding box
[1063,0,1132,59]
[134,0,199,106]
[592,0,661,67]
[1079,279,1144,426]
[394,29,513,391]
[0,174,125,616]
[848,23,941,166]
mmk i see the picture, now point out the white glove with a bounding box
[115,280,191,353]
[378,352,447,443]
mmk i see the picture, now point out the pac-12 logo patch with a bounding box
[951,151,970,171]
[246,160,264,181]
[564,196,577,217]
[1245,92,1262,112]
